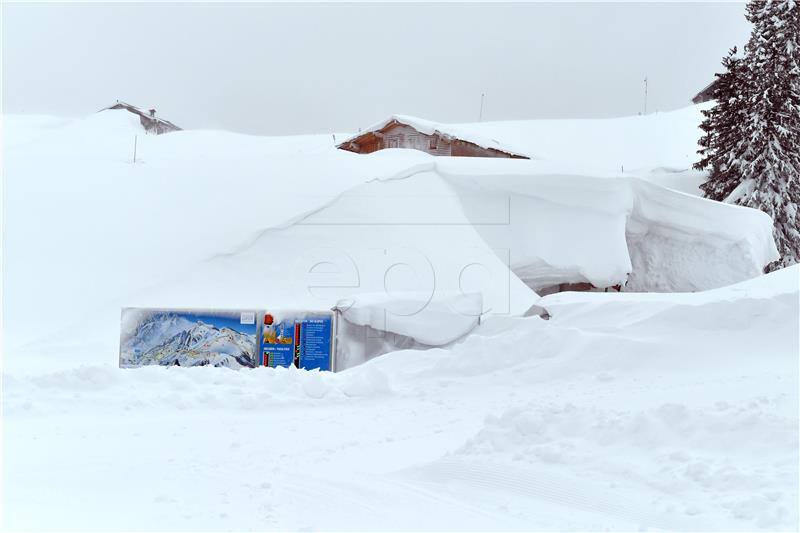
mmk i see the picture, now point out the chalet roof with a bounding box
[339,114,531,159]
[341,105,713,172]
[692,79,720,104]
[99,100,182,131]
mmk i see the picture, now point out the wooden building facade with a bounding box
[338,118,529,159]
[692,79,720,104]
[103,101,182,135]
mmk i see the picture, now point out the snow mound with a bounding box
[4,264,797,530]
[335,292,482,346]
[438,158,778,291]
[451,400,797,529]
[3,108,782,376]
[537,263,799,322]
[344,105,711,178]
[332,292,483,370]
[3,106,798,531]
[3,362,393,420]
[460,401,796,461]
[381,266,796,530]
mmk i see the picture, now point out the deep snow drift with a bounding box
[4,267,797,530]
[3,107,798,530]
[345,106,712,194]
[3,107,777,364]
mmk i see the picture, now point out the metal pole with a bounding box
[644,76,648,115]
[479,93,485,122]
[133,135,137,163]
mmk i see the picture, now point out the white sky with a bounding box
[2,2,751,135]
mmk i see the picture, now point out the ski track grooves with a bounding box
[397,458,698,531]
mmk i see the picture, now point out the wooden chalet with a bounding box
[338,115,529,159]
[101,101,182,135]
[692,79,720,104]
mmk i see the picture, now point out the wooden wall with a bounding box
[139,115,181,135]
[341,122,526,159]
[387,124,450,156]
[108,103,180,135]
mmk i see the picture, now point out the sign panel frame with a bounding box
[120,307,337,372]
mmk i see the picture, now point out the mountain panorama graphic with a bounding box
[121,311,257,368]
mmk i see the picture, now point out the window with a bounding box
[429,136,438,150]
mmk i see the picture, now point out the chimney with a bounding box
[149,109,156,117]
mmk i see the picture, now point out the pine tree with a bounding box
[695,47,748,201]
[731,0,800,270]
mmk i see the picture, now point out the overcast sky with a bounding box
[2,2,751,136]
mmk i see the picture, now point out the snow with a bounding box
[334,292,482,346]
[4,105,774,357]
[3,110,373,354]
[332,292,483,369]
[344,105,714,194]
[340,114,530,158]
[438,157,777,291]
[3,266,797,530]
[3,107,797,530]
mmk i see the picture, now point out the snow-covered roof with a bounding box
[341,105,713,169]
[339,114,531,158]
[692,79,720,104]
[99,100,181,131]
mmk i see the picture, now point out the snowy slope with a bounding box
[2,107,778,363]
[3,266,796,530]
[2,110,392,352]
[346,105,712,194]
[3,107,797,531]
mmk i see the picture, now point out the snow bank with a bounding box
[1,113,432,354]
[120,166,537,330]
[343,105,711,185]
[4,158,797,533]
[1,106,778,368]
[335,292,482,346]
[447,104,711,175]
[360,265,798,530]
[3,362,394,415]
[332,292,482,369]
[537,263,799,320]
[3,105,797,531]
[436,158,778,291]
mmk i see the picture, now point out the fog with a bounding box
[2,2,751,135]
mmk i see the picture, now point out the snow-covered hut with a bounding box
[692,79,720,104]
[100,101,181,135]
[337,115,530,159]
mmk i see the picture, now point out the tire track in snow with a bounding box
[275,470,524,530]
[396,458,702,531]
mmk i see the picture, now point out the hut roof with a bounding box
[99,101,182,131]
[692,79,720,104]
[338,114,531,159]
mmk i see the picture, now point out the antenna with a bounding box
[643,76,648,115]
[479,93,485,122]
